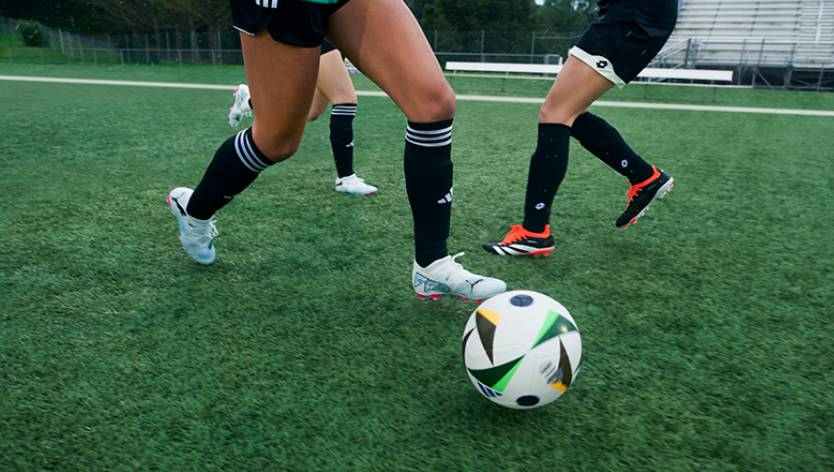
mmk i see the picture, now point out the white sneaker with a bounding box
[166,187,218,265]
[228,84,252,128]
[335,174,378,196]
[413,252,507,302]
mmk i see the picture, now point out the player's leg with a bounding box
[565,22,675,228]
[327,0,505,301]
[482,56,610,256]
[307,88,330,121]
[316,48,377,195]
[168,30,320,264]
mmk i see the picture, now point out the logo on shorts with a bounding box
[596,60,609,69]
[255,0,279,8]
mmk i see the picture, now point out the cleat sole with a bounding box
[415,292,482,303]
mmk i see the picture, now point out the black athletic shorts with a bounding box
[320,39,337,55]
[231,0,350,48]
[571,21,674,86]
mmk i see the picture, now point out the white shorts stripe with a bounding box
[569,46,626,89]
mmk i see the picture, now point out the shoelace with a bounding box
[501,225,528,244]
[187,219,219,244]
[626,167,660,203]
[443,252,475,284]
[626,184,642,203]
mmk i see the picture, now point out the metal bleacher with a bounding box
[655,0,834,88]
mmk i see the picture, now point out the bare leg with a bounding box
[328,0,455,265]
[539,56,613,125]
[316,49,358,105]
[241,31,321,162]
[327,0,454,122]
[308,88,330,122]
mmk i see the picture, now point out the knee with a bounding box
[405,84,456,123]
[538,105,582,127]
[252,131,302,163]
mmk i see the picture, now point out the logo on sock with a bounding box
[535,202,546,210]
[621,159,628,168]
[597,60,609,69]
[437,187,454,205]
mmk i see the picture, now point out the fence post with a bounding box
[480,30,485,63]
[78,35,85,62]
[530,31,536,63]
[217,30,223,65]
[433,30,438,50]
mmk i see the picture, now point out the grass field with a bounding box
[1,63,833,470]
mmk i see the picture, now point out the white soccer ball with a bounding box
[462,290,582,409]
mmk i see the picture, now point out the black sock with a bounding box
[330,103,356,178]
[404,119,454,267]
[572,112,653,183]
[522,123,572,233]
[186,128,272,220]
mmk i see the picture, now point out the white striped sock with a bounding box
[234,129,270,172]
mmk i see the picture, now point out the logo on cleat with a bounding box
[172,197,187,216]
[466,279,484,290]
[414,272,451,293]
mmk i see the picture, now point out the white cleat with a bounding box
[413,252,507,302]
[335,174,378,196]
[228,84,252,128]
[166,187,218,265]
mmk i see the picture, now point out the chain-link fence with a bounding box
[0,17,581,66]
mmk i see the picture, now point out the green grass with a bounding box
[1,63,833,470]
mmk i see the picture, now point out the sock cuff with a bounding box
[537,122,572,145]
[331,103,357,116]
[235,128,272,173]
[405,119,453,148]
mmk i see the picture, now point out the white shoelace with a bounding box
[438,252,477,285]
[186,218,218,245]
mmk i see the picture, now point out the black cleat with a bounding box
[483,224,556,256]
[616,166,674,229]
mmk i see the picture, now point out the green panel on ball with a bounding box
[532,310,577,349]
[468,356,524,393]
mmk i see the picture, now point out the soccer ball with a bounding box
[462,290,582,409]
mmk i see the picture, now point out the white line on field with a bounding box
[2,74,833,117]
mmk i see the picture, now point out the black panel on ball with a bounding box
[510,295,534,307]
[516,395,540,407]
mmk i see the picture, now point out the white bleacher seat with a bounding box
[659,0,834,68]
[444,61,734,83]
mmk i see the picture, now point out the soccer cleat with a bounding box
[616,166,674,229]
[228,84,252,128]
[335,174,378,196]
[413,252,507,302]
[166,187,218,265]
[483,224,555,257]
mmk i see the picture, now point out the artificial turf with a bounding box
[1,63,832,470]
